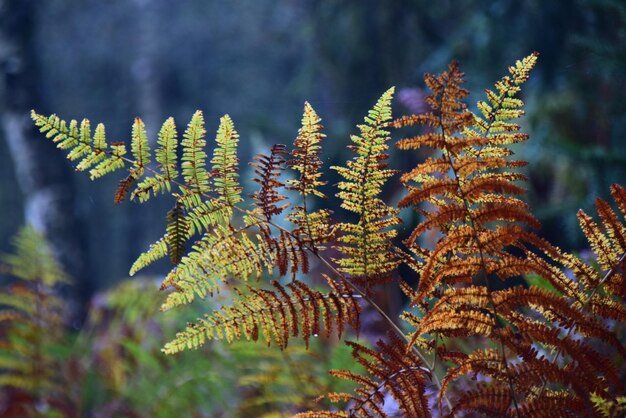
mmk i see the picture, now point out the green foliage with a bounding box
[31,54,626,417]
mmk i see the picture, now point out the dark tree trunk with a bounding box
[0,0,90,322]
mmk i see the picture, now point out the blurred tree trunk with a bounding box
[131,0,161,141]
[0,0,90,321]
[126,0,163,261]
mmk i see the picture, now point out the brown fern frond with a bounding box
[439,349,504,412]
[514,391,587,418]
[312,333,430,418]
[395,54,543,416]
[257,227,310,279]
[250,143,289,221]
[494,286,626,358]
[448,385,511,417]
[114,168,141,204]
[512,321,622,392]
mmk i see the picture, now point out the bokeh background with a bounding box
[0,0,624,415]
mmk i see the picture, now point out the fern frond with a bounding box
[166,200,189,266]
[181,110,211,194]
[449,384,511,417]
[0,227,71,414]
[132,117,179,201]
[333,88,401,284]
[284,102,335,249]
[160,217,278,309]
[287,102,327,199]
[131,117,151,167]
[307,333,430,418]
[578,189,626,289]
[129,237,168,276]
[256,228,310,279]
[439,349,504,411]
[162,276,360,353]
[31,111,129,182]
[114,168,142,204]
[211,114,242,206]
[250,143,289,221]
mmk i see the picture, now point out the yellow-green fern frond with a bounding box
[2,227,69,287]
[181,110,211,195]
[131,117,151,168]
[132,117,179,202]
[129,237,168,276]
[332,88,401,284]
[211,114,242,206]
[91,141,127,180]
[129,199,233,276]
[30,111,128,181]
[162,276,360,354]
[160,220,270,309]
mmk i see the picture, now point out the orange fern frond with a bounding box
[285,102,334,250]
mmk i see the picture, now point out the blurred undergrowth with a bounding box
[0,226,360,417]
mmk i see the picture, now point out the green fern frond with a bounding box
[162,276,360,354]
[129,237,168,276]
[332,87,401,283]
[184,199,233,236]
[211,114,242,206]
[131,117,151,168]
[90,141,127,179]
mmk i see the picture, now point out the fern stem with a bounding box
[437,98,522,417]
[311,248,454,414]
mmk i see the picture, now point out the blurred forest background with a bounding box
[1,0,625,314]
[0,0,625,415]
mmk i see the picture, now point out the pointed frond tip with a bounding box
[332,88,401,283]
[211,114,242,206]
